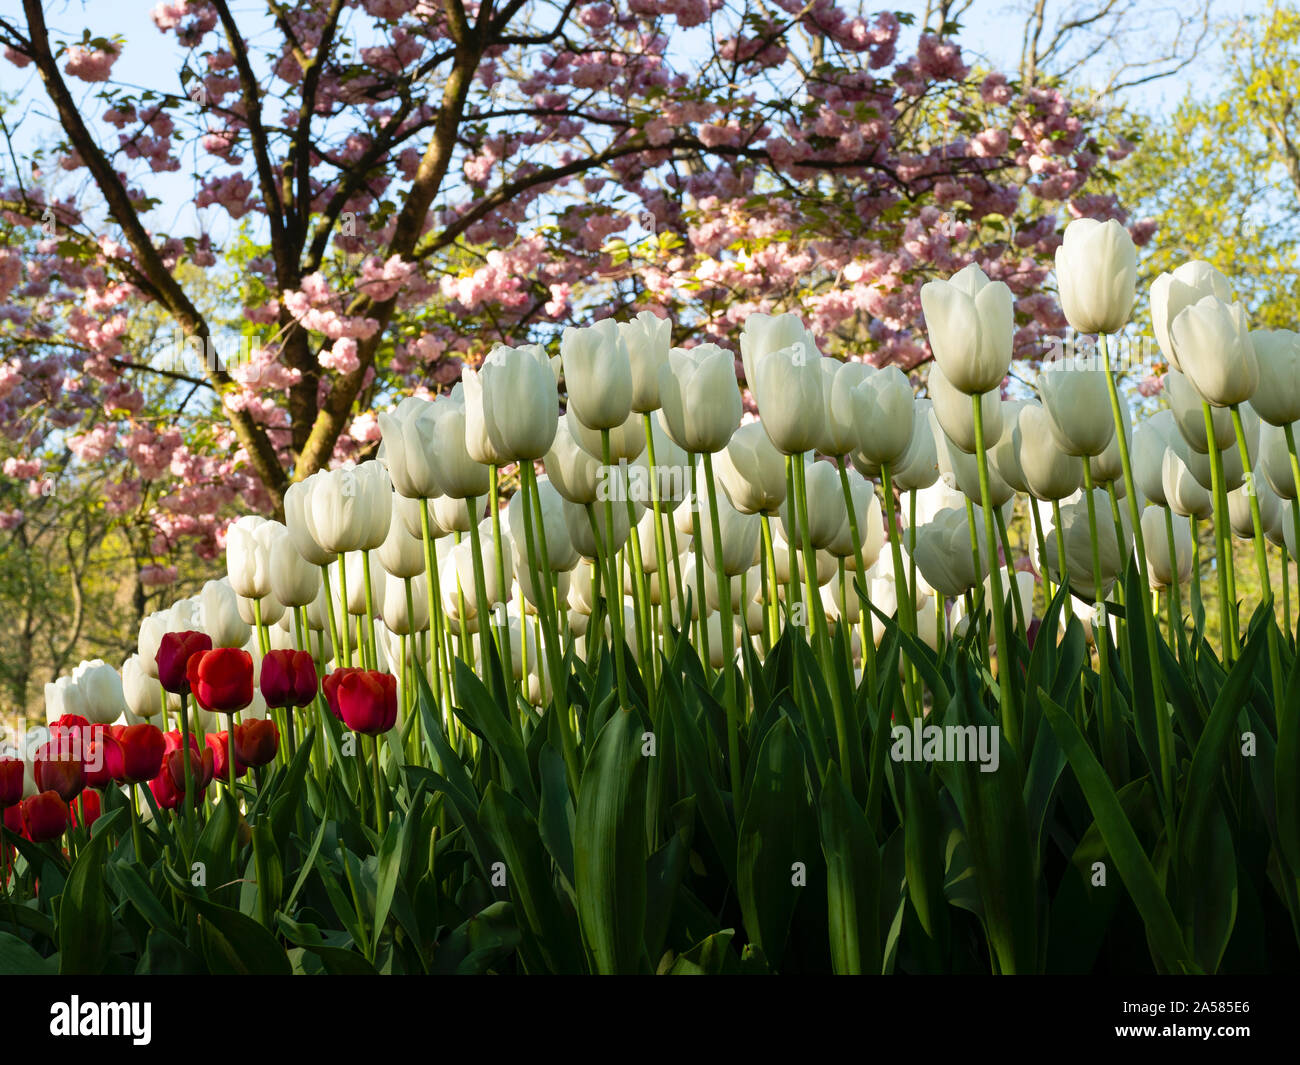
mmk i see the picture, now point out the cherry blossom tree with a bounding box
[0,0,1144,576]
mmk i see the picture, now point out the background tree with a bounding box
[1115,0,1300,329]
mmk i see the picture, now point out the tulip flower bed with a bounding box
[4,221,1300,975]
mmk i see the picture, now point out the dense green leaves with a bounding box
[1,599,1296,975]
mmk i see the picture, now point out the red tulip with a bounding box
[0,758,23,807]
[71,788,101,830]
[166,745,215,798]
[234,719,279,768]
[3,802,23,843]
[260,649,318,709]
[336,670,398,736]
[156,630,212,694]
[83,733,124,789]
[118,724,166,784]
[49,713,90,733]
[322,667,363,721]
[21,791,69,843]
[149,769,181,811]
[205,732,247,781]
[186,647,254,713]
[33,746,84,802]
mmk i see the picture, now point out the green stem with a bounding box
[336,556,354,669]
[971,396,1017,750]
[1231,404,1284,703]
[702,452,741,800]
[1203,403,1236,658]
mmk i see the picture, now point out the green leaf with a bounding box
[574,708,650,974]
[452,660,539,810]
[480,782,584,974]
[187,895,292,976]
[667,930,735,974]
[58,808,124,974]
[736,716,813,969]
[819,764,881,975]
[0,931,52,974]
[1040,688,1194,972]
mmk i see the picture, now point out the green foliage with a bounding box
[1,586,1296,975]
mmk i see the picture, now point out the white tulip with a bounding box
[657,344,742,454]
[930,361,1001,454]
[463,343,559,465]
[919,263,1014,395]
[378,396,444,499]
[1170,296,1257,408]
[562,319,633,431]
[198,577,253,646]
[620,311,671,413]
[1150,261,1233,372]
[1248,329,1300,427]
[1055,218,1137,334]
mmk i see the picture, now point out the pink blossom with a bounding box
[63,43,121,83]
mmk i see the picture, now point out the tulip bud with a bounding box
[699,474,762,576]
[0,758,23,806]
[1037,366,1115,457]
[567,407,646,463]
[71,659,128,725]
[186,647,254,714]
[563,493,637,560]
[1131,411,1177,507]
[621,311,671,413]
[885,399,940,492]
[376,511,426,579]
[752,339,824,456]
[335,670,398,735]
[234,719,280,769]
[1229,476,1281,539]
[156,630,212,694]
[562,320,633,431]
[826,470,884,568]
[657,344,743,454]
[778,457,844,550]
[1140,506,1193,590]
[929,361,1001,454]
[260,649,318,709]
[428,389,492,500]
[714,422,786,515]
[21,791,68,842]
[937,426,1016,508]
[1164,370,1234,454]
[463,343,559,464]
[1150,261,1233,372]
[118,723,166,784]
[545,412,604,505]
[920,263,1013,395]
[44,673,89,724]
[226,515,272,599]
[1161,448,1213,520]
[136,611,171,680]
[380,572,430,635]
[33,746,84,802]
[1170,296,1258,408]
[1248,329,1300,427]
[507,474,578,572]
[378,396,444,499]
[431,491,487,535]
[194,578,251,648]
[1259,421,1299,500]
[1055,218,1137,334]
[284,478,337,567]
